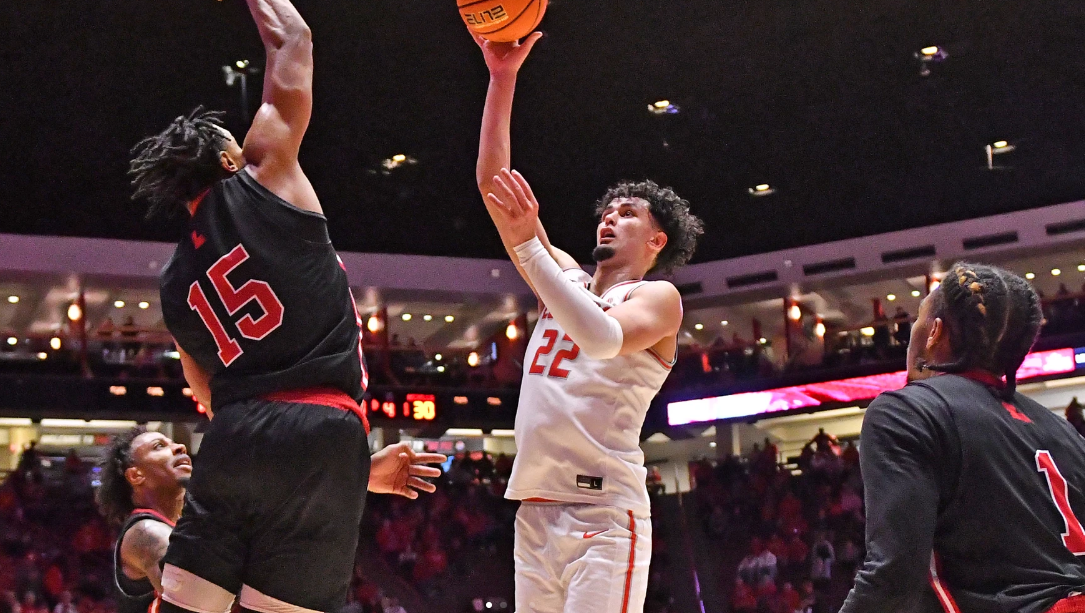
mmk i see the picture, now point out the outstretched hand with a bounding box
[472,31,543,78]
[486,168,541,246]
[368,443,446,499]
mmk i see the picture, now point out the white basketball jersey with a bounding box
[506,269,676,516]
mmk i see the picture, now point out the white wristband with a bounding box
[514,237,624,359]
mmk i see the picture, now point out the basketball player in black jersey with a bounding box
[98,427,190,613]
[128,1,445,612]
[841,263,1085,613]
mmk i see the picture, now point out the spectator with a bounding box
[798,579,821,613]
[809,532,835,592]
[1067,397,1085,438]
[381,597,407,613]
[778,582,801,613]
[737,537,777,586]
[51,593,76,613]
[731,578,757,613]
[20,593,46,613]
[892,306,911,346]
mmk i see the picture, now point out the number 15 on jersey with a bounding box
[188,244,285,366]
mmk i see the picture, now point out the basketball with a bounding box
[458,0,548,43]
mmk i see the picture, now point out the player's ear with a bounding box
[220,151,240,173]
[926,317,945,352]
[125,466,145,487]
[647,229,667,254]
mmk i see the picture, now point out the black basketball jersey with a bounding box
[160,170,367,408]
[113,509,174,613]
[842,372,1085,613]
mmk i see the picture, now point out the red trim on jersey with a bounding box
[958,369,1006,389]
[147,595,161,613]
[262,388,370,434]
[130,508,176,528]
[928,552,962,613]
[599,279,642,299]
[1046,594,1085,613]
[522,497,562,503]
[646,347,675,370]
[620,510,638,613]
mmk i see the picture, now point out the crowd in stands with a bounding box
[691,430,866,613]
[0,445,116,613]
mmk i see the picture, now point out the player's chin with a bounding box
[177,475,192,488]
[592,245,617,263]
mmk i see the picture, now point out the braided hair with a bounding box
[925,262,1044,398]
[129,107,231,218]
[96,426,148,527]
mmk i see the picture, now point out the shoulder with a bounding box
[626,280,682,307]
[863,382,957,451]
[120,518,171,558]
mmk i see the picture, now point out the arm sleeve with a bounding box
[514,237,624,359]
[839,392,944,613]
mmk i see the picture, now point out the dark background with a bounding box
[2,0,1085,264]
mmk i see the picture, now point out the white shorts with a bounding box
[514,502,652,613]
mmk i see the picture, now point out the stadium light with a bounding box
[6,296,17,304]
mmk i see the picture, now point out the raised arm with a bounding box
[241,0,322,213]
[491,170,682,358]
[473,33,577,292]
[119,519,173,593]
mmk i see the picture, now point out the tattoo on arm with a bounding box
[122,520,172,594]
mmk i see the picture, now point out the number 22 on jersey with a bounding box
[1036,450,1085,555]
[529,329,580,379]
[187,244,285,367]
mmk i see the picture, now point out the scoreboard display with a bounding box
[365,392,439,422]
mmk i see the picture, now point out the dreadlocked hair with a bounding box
[96,426,147,527]
[129,107,230,218]
[593,180,705,274]
[925,262,1043,399]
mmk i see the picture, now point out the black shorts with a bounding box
[163,398,371,612]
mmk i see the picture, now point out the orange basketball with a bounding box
[458,0,548,43]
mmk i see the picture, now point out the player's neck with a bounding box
[591,262,646,296]
[133,487,185,523]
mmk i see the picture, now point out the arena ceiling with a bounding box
[2,0,1085,265]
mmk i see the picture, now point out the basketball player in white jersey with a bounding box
[472,33,704,613]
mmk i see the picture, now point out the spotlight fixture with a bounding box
[467,351,480,367]
[445,315,455,323]
[381,154,418,172]
[911,290,922,297]
[694,323,704,331]
[138,301,150,309]
[6,296,18,304]
[887,294,896,301]
[114,300,125,308]
[1025,272,1035,280]
[915,45,948,77]
[506,322,520,340]
[748,184,775,197]
[6,337,17,346]
[50,337,61,350]
[67,303,82,322]
[815,322,826,337]
[1052,268,1062,276]
[986,140,1016,170]
[401,313,412,321]
[36,352,47,361]
[434,353,442,361]
[721,320,729,326]
[366,316,383,333]
[647,100,679,115]
[1078,264,1085,272]
[789,304,801,321]
[423,315,433,322]
[860,327,875,337]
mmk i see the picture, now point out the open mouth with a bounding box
[599,228,616,243]
[173,456,192,470]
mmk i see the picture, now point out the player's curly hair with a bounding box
[129,107,231,218]
[925,262,1043,399]
[96,426,147,527]
[593,180,704,274]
